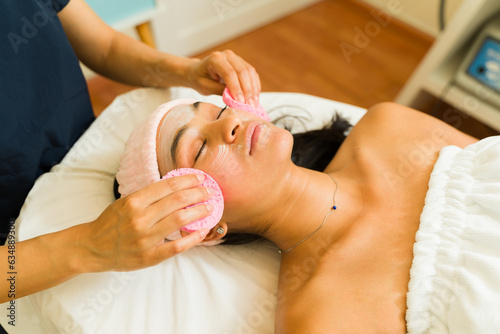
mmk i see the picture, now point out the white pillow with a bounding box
[1,87,366,334]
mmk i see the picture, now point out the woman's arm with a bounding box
[0,174,212,303]
[57,0,260,103]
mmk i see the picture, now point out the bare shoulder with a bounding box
[328,102,477,173]
[353,102,478,148]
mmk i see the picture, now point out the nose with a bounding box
[218,113,242,144]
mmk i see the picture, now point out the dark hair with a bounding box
[113,112,352,246]
[223,112,352,245]
[290,113,352,171]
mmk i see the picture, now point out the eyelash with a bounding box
[194,106,227,163]
[216,105,227,119]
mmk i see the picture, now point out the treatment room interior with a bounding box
[86,0,500,139]
[4,0,500,333]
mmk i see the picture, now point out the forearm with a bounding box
[59,0,260,100]
[97,30,197,89]
[0,224,86,303]
[58,0,196,89]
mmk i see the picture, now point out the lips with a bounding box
[246,122,262,155]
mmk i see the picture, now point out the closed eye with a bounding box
[194,106,227,164]
[194,139,206,163]
[216,106,227,119]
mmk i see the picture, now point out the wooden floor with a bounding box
[87,0,498,139]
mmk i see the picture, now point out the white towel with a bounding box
[406,136,500,334]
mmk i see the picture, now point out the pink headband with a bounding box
[116,98,197,197]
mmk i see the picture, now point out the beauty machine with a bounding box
[456,16,500,109]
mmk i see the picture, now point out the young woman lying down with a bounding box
[115,96,500,333]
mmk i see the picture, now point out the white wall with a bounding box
[361,0,464,36]
[152,0,319,56]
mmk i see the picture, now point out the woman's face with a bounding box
[156,102,293,221]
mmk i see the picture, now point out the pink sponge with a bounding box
[162,168,224,233]
[222,87,271,121]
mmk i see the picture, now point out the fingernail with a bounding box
[205,203,214,211]
[248,98,255,106]
[196,174,205,182]
[237,94,244,103]
[206,187,215,196]
[199,228,210,238]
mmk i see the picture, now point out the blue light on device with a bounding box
[467,37,500,93]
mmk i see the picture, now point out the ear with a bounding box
[201,221,228,243]
[179,221,228,243]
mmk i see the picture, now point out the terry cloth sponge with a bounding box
[162,168,224,233]
[222,87,271,121]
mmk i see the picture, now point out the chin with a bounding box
[270,127,294,160]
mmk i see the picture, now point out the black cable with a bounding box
[439,0,446,31]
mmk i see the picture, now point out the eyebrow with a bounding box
[170,102,201,167]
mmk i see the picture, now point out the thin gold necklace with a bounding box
[279,173,338,254]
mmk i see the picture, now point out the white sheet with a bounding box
[0,87,366,334]
[406,136,500,334]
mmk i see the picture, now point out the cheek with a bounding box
[203,145,242,179]
[199,128,293,217]
[200,144,256,220]
[200,144,245,198]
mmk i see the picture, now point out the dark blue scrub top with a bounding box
[0,0,95,240]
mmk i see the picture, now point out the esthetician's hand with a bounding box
[78,174,212,272]
[186,49,261,106]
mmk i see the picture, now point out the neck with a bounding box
[255,165,358,255]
